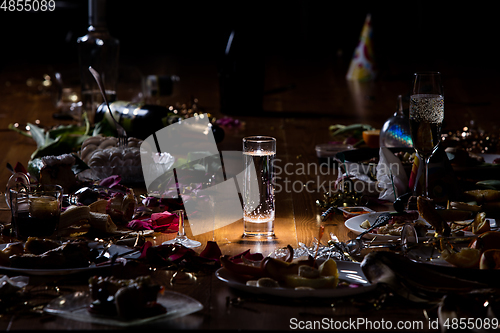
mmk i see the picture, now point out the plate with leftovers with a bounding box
[44,290,202,327]
[345,211,432,240]
[0,239,140,275]
[216,260,375,298]
[406,228,500,269]
[345,211,484,241]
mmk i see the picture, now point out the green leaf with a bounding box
[48,124,88,139]
[27,158,44,181]
[93,118,116,137]
[12,118,99,159]
[330,123,374,137]
[8,123,32,138]
[476,180,500,190]
[31,133,91,159]
[27,122,48,148]
[82,111,91,136]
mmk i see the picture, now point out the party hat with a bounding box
[346,14,376,81]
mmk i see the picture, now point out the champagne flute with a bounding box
[409,72,444,198]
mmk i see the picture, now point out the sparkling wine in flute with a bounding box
[409,72,444,198]
[409,94,444,158]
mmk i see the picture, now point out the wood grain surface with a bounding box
[0,55,497,331]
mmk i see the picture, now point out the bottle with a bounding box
[379,95,413,148]
[142,74,180,106]
[77,0,119,125]
[427,145,460,204]
[218,27,265,116]
[143,75,180,99]
[95,101,225,142]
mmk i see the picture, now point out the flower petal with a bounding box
[199,241,222,261]
[127,219,153,230]
[99,175,122,188]
[229,249,264,263]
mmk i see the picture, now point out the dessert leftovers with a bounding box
[88,275,166,319]
[2,239,97,269]
[79,136,143,182]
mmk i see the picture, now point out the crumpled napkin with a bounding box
[0,275,29,296]
[376,147,408,202]
[337,147,408,202]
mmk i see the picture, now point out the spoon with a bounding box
[345,212,393,254]
[355,212,392,240]
[88,66,127,147]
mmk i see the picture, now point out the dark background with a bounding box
[0,0,496,75]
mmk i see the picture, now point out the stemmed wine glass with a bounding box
[409,72,444,198]
[161,168,201,248]
[162,209,201,248]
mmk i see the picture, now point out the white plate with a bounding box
[216,261,376,298]
[344,211,479,241]
[344,212,418,240]
[44,290,203,327]
[479,154,500,164]
[0,242,140,276]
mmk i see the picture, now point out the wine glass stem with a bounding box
[424,156,431,198]
[176,210,186,238]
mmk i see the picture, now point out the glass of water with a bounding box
[243,136,276,238]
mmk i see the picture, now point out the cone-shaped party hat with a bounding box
[346,14,376,81]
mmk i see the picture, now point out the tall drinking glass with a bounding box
[409,72,444,198]
[243,136,276,238]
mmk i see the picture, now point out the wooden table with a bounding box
[0,56,497,331]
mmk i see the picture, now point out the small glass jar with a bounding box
[337,206,375,221]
